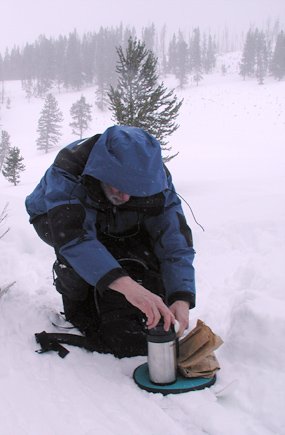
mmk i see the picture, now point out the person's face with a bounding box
[101,182,131,205]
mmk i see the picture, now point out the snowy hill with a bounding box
[0,67,285,435]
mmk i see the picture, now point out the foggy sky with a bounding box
[1,0,284,52]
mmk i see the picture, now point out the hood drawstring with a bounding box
[167,189,205,232]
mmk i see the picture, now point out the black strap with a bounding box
[35,331,101,358]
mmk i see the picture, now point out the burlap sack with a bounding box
[178,319,223,378]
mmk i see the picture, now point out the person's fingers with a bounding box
[146,302,161,329]
[159,304,175,331]
[124,284,175,330]
[176,324,184,337]
[143,303,155,327]
[141,297,172,330]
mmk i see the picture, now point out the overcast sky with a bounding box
[0,0,284,52]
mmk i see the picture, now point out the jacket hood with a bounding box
[82,125,167,197]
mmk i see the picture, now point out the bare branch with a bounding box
[0,281,16,298]
[0,202,10,239]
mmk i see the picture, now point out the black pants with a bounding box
[33,214,165,358]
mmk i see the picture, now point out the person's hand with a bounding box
[109,276,175,331]
[169,300,190,337]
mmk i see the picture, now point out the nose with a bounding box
[110,187,130,202]
[118,191,130,202]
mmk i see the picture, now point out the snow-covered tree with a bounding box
[190,28,203,86]
[175,31,189,88]
[239,29,257,79]
[22,79,34,101]
[69,95,92,139]
[63,30,83,89]
[158,25,168,76]
[0,130,11,170]
[271,30,285,80]
[141,23,156,52]
[108,37,183,160]
[255,30,268,85]
[94,28,119,110]
[2,146,25,186]
[167,34,178,74]
[203,34,216,73]
[36,93,63,153]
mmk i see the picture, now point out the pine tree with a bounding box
[175,31,189,88]
[159,25,168,76]
[69,95,92,139]
[36,93,63,153]
[22,79,33,101]
[255,30,268,85]
[2,146,25,186]
[239,29,257,79]
[191,28,203,86]
[64,30,83,89]
[0,130,11,170]
[141,24,156,52]
[205,34,216,73]
[271,31,285,80]
[94,28,120,110]
[108,37,183,160]
[167,34,178,74]
[201,34,208,73]
[95,83,110,110]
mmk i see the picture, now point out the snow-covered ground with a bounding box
[0,66,285,435]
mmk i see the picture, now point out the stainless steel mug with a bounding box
[147,321,177,385]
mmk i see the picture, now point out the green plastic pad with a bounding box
[133,362,216,395]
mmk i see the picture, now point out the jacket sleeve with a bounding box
[44,166,127,288]
[144,172,196,308]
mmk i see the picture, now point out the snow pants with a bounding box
[32,214,165,358]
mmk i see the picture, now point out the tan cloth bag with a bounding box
[178,319,223,378]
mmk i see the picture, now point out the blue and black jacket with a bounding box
[25,126,196,308]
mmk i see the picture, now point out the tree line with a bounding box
[240,28,285,84]
[1,22,283,105]
[0,24,284,185]
[0,37,183,185]
[0,24,219,101]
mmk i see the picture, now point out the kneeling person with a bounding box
[25,125,196,357]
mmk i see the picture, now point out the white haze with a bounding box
[1,0,285,52]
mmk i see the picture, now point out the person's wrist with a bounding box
[172,300,190,308]
[109,275,134,296]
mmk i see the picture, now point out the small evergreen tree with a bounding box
[36,93,63,153]
[0,130,11,170]
[2,146,25,186]
[94,28,119,110]
[167,34,178,75]
[63,30,83,90]
[221,64,227,75]
[205,35,216,73]
[255,30,268,85]
[239,29,257,79]
[95,83,110,110]
[108,37,183,160]
[190,28,203,86]
[271,30,285,80]
[141,24,156,52]
[69,95,92,138]
[175,31,189,88]
[22,79,34,101]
